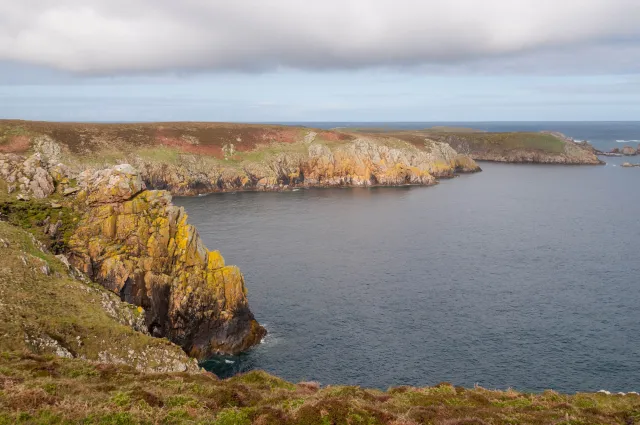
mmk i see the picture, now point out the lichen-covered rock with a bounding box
[0,152,76,199]
[128,137,479,195]
[429,131,603,165]
[0,220,201,373]
[68,165,265,358]
[0,153,56,199]
[84,164,146,204]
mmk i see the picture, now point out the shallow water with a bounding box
[176,155,639,393]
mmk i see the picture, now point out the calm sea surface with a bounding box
[175,122,640,393]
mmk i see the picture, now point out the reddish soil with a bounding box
[0,135,31,153]
[0,121,357,157]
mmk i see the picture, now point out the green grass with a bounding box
[227,142,309,165]
[0,221,194,371]
[1,350,640,424]
[0,197,80,253]
[0,124,31,144]
[135,147,181,164]
[468,132,566,153]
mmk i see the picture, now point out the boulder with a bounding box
[621,146,637,156]
[0,153,56,199]
[85,164,145,205]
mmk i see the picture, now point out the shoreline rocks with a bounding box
[131,138,480,196]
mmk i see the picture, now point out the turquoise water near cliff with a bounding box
[176,123,640,393]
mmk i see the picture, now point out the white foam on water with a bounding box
[224,359,235,364]
[616,140,640,143]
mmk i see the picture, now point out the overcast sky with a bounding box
[1,0,640,121]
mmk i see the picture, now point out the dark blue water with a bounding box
[176,123,640,393]
[279,121,640,153]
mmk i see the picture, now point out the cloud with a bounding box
[1,0,640,74]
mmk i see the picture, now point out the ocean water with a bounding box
[175,122,640,393]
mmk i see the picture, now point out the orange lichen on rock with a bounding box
[68,164,265,358]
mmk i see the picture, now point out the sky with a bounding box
[1,0,640,122]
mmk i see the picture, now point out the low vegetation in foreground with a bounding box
[0,218,638,425]
[0,122,624,424]
[2,352,640,425]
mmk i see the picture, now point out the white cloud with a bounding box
[0,0,639,74]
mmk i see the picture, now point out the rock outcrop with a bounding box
[390,130,604,165]
[0,221,200,373]
[621,146,638,156]
[0,120,481,196]
[67,165,265,358]
[0,153,56,199]
[130,138,479,195]
[0,152,266,359]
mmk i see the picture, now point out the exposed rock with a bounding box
[0,154,56,199]
[0,220,201,373]
[24,332,74,359]
[621,162,640,168]
[83,163,146,204]
[0,121,483,196]
[63,186,80,196]
[422,131,604,165]
[68,164,265,358]
[33,135,63,164]
[0,153,76,199]
[621,145,637,156]
[132,138,479,195]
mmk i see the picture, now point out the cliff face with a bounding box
[0,153,265,359]
[382,130,603,165]
[0,219,200,373]
[0,121,481,196]
[132,137,480,195]
[68,165,266,358]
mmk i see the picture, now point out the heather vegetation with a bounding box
[3,351,640,425]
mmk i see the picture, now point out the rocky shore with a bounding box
[0,120,481,196]
[597,145,640,157]
[376,129,604,165]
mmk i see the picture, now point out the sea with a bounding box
[174,122,640,393]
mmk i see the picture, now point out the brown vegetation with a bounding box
[1,352,639,425]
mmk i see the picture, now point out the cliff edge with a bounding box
[0,153,265,359]
[372,129,603,165]
[0,120,481,195]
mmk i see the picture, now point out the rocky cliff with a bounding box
[0,220,200,373]
[0,153,265,359]
[0,121,481,196]
[379,129,603,165]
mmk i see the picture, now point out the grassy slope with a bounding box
[0,120,481,167]
[1,352,640,425]
[0,218,196,372]
[0,213,638,424]
[359,129,567,155]
[0,121,574,162]
[0,120,348,156]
